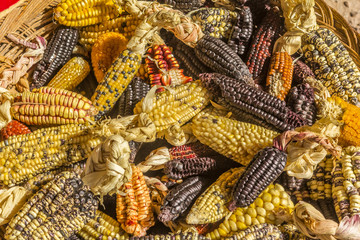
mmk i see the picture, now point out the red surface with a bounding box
[0,0,19,12]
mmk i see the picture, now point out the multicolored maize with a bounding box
[0,124,100,186]
[278,224,310,240]
[31,26,79,90]
[91,32,128,83]
[79,15,142,50]
[0,120,31,140]
[205,184,294,239]
[187,167,245,225]
[91,49,142,119]
[292,59,315,86]
[11,87,98,125]
[157,0,204,13]
[302,28,360,106]
[47,56,90,91]
[134,81,211,132]
[54,0,121,27]
[194,35,252,84]
[129,231,209,240]
[200,73,306,132]
[191,110,278,165]
[225,223,283,240]
[5,171,98,240]
[116,165,154,236]
[266,52,294,101]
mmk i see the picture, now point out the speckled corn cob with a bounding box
[302,28,360,106]
[225,223,283,240]
[158,176,208,224]
[54,0,121,27]
[187,167,245,225]
[11,87,98,125]
[227,6,253,56]
[158,0,204,12]
[79,15,142,50]
[116,165,154,236]
[5,171,98,240]
[191,110,278,165]
[91,49,142,119]
[0,124,100,186]
[31,26,79,90]
[134,81,211,132]
[200,73,306,132]
[129,231,209,240]
[0,120,31,140]
[190,8,238,39]
[206,184,294,239]
[278,224,310,240]
[194,35,252,83]
[47,56,90,91]
[77,210,128,240]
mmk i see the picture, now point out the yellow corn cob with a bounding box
[77,210,128,240]
[91,49,142,119]
[11,87,98,125]
[225,223,283,240]
[91,32,128,83]
[116,165,155,236]
[0,124,101,186]
[191,110,279,165]
[187,167,245,224]
[47,56,90,91]
[79,15,142,50]
[133,81,212,132]
[136,63,149,81]
[206,184,294,240]
[54,0,121,27]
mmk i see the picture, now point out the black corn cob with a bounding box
[244,0,270,25]
[164,157,216,180]
[229,147,287,209]
[129,140,142,163]
[292,59,315,86]
[158,176,208,223]
[5,172,98,239]
[227,6,253,56]
[277,172,307,192]
[194,35,253,84]
[286,83,317,126]
[31,26,79,90]
[130,232,209,240]
[157,0,204,13]
[200,73,306,132]
[245,7,284,81]
[226,223,283,240]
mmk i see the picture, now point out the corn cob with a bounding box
[206,184,294,239]
[164,156,216,180]
[11,87,97,125]
[77,210,128,240]
[227,6,253,56]
[31,26,79,90]
[266,52,294,101]
[157,0,204,13]
[194,35,253,84]
[47,56,90,91]
[79,15,142,51]
[191,110,278,165]
[173,40,211,79]
[0,124,100,186]
[91,49,142,119]
[286,83,317,126]
[301,28,360,106]
[244,0,270,25]
[245,7,284,80]
[158,176,208,224]
[225,223,283,240]
[5,171,98,240]
[0,120,31,140]
[161,175,183,189]
[133,81,211,132]
[190,8,238,39]
[129,231,209,240]
[292,59,315,86]
[200,73,306,132]
[92,32,128,83]
[145,44,192,90]
[277,172,307,192]
[54,0,121,27]
[278,224,310,240]
[187,167,245,225]
[230,146,287,209]
[116,165,154,236]
[136,63,149,80]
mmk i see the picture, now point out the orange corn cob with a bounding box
[266,52,294,101]
[0,120,31,140]
[91,32,128,83]
[11,87,98,125]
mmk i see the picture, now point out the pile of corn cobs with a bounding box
[1,0,360,239]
